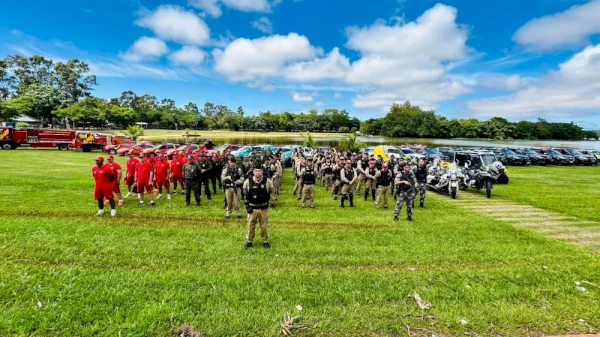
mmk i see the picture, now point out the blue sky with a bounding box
[1,0,600,128]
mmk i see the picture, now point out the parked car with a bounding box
[513,148,548,165]
[231,145,262,158]
[118,142,153,156]
[541,149,574,165]
[526,148,553,165]
[555,148,597,165]
[142,143,179,157]
[414,148,450,161]
[166,143,199,158]
[497,148,529,165]
[399,147,426,161]
[581,150,600,164]
[279,146,293,167]
[216,144,240,156]
[104,141,136,155]
[433,147,455,158]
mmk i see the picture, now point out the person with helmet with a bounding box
[170,151,185,195]
[394,163,418,222]
[243,164,275,249]
[124,152,139,198]
[105,155,124,206]
[363,159,378,201]
[134,155,155,207]
[374,162,393,209]
[92,156,117,216]
[221,157,244,218]
[198,152,212,200]
[155,152,172,200]
[299,158,316,208]
[183,154,201,206]
[340,159,357,208]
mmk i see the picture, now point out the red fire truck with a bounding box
[0,127,76,150]
[71,132,132,152]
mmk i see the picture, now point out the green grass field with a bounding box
[1,151,599,336]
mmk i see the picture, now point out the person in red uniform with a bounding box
[124,152,139,198]
[135,155,155,206]
[155,152,172,200]
[171,151,185,195]
[92,156,116,216]
[145,153,158,195]
[105,155,124,206]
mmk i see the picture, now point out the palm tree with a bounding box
[338,134,365,153]
[302,134,315,148]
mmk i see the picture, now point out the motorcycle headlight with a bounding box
[451,173,456,179]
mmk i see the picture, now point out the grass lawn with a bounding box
[0,151,599,336]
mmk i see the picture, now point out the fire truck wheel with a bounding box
[1,142,13,150]
[58,144,69,150]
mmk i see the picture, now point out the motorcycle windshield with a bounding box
[481,154,497,166]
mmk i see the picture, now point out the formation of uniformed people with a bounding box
[95,144,434,248]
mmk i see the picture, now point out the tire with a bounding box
[485,180,492,198]
[109,149,117,155]
[1,142,13,150]
[82,145,91,153]
[451,187,457,199]
[58,144,69,150]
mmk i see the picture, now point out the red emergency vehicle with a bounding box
[72,132,132,152]
[0,127,76,150]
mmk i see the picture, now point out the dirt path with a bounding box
[432,190,600,252]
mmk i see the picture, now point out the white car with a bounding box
[400,147,425,160]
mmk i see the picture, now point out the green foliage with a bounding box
[126,125,144,140]
[15,122,30,127]
[302,134,315,148]
[338,134,365,153]
[583,130,598,140]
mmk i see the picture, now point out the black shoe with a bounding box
[394,216,399,222]
[244,242,253,249]
[420,201,424,208]
[263,242,271,249]
[236,214,242,219]
[408,216,413,222]
[150,202,155,206]
[207,196,212,200]
[383,205,388,209]
[225,215,231,219]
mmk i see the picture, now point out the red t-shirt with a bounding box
[171,158,183,175]
[106,162,122,181]
[92,165,115,189]
[126,158,139,177]
[155,160,170,179]
[136,162,153,183]
[179,157,188,166]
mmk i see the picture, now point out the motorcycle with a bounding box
[488,161,509,184]
[426,161,462,199]
[460,161,494,198]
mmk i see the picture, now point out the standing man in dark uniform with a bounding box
[364,159,378,201]
[243,165,275,249]
[394,164,418,222]
[374,162,393,209]
[183,154,201,206]
[300,158,316,208]
[210,153,222,195]
[414,159,428,208]
[340,159,357,208]
[198,153,212,200]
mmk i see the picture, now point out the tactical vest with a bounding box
[184,164,198,180]
[368,167,377,176]
[377,170,392,186]
[361,161,369,171]
[303,168,316,185]
[248,176,270,209]
[263,165,272,178]
[224,167,240,187]
[332,165,341,178]
[323,164,333,174]
[415,166,427,182]
[398,172,414,191]
[344,167,355,181]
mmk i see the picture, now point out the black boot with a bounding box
[420,200,424,208]
[340,195,346,208]
[349,194,354,207]
[372,189,376,201]
[408,215,413,222]
[364,190,368,201]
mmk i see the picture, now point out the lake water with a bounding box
[153,135,600,150]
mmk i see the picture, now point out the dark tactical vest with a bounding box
[398,172,415,192]
[415,165,427,183]
[184,163,198,180]
[368,167,377,176]
[224,167,241,187]
[344,167,355,181]
[322,163,333,175]
[360,160,369,171]
[377,170,392,187]
[303,168,316,185]
[332,165,341,179]
[248,176,270,209]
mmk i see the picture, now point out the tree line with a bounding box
[0,54,596,140]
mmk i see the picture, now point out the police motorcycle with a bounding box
[426,159,462,199]
[454,151,496,198]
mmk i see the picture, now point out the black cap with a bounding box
[254,164,263,170]
[229,157,237,163]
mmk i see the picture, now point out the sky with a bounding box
[1,0,600,129]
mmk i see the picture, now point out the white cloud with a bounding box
[169,45,206,65]
[315,101,324,107]
[333,92,342,98]
[136,5,210,45]
[513,0,600,51]
[189,0,270,17]
[283,47,351,82]
[343,3,470,110]
[467,44,600,118]
[213,33,321,81]
[291,91,315,102]
[188,0,222,17]
[252,16,273,34]
[477,74,522,91]
[120,36,169,62]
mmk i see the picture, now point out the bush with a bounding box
[16,122,30,128]
[126,125,144,141]
[339,126,350,133]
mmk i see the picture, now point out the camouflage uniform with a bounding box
[393,169,417,221]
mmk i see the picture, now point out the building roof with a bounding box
[14,114,41,123]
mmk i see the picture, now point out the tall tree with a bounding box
[54,59,97,104]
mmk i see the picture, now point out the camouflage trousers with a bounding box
[394,190,415,218]
[417,183,426,203]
